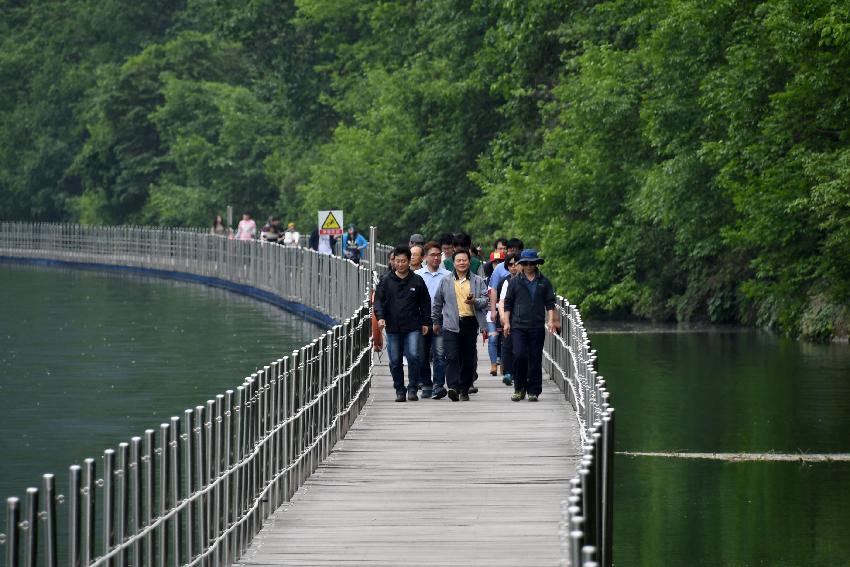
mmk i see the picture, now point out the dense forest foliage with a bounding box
[2,0,849,339]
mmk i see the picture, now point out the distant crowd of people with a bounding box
[375,233,560,403]
[211,212,369,263]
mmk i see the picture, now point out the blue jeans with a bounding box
[487,321,500,364]
[419,331,445,393]
[386,331,422,394]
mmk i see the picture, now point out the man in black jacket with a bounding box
[374,245,432,402]
[502,249,560,402]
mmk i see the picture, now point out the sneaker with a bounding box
[527,394,539,402]
[407,391,419,401]
[502,374,513,386]
[511,391,526,402]
[395,393,407,402]
[459,392,470,401]
[432,389,447,400]
[447,388,459,402]
[421,389,432,399]
[490,363,498,376]
[468,386,478,394]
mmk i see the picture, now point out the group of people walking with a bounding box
[211,213,369,263]
[211,214,559,402]
[374,234,560,403]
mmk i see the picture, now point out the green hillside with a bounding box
[2,0,849,338]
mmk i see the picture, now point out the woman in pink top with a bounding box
[235,212,257,240]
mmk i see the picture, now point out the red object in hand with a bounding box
[482,330,488,342]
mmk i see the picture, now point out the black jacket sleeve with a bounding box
[374,278,386,320]
[416,276,432,327]
[503,277,516,313]
[544,278,556,311]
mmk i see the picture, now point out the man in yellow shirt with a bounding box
[431,249,489,401]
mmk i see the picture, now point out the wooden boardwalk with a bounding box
[239,342,582,566]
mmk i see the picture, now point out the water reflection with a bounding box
[0,263,323,501]
[589,325,850,566]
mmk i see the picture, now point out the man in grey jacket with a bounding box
[432,249,488,401]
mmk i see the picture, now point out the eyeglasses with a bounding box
[427,252,441,257]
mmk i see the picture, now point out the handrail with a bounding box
[0,222,374,567]
[544,297,615,567]
[366,238,615,566]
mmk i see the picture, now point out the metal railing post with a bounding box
[42,475,57,567]
[68,467,81,567]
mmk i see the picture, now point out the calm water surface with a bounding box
[590,327,850,566]
[0,263,322,502]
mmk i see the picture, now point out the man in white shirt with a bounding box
[283,222,300,246]
[415,241,451,398]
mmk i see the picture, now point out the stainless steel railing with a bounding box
[544,299,615,567]
[0,222,374,567]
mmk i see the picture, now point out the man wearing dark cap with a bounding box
[408,234,426,271]
[502,249,560,402]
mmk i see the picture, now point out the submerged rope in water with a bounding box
[618,451,850,463]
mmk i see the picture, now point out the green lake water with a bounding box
[0,262,322,503]
[590,328,850,566]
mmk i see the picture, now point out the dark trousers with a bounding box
[512,327,545,396]
[501,331,514,376]
[418,330,445,392]
[443,316,478,394]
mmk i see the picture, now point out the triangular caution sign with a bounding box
[321,212,341,230]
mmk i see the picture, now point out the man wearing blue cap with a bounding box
[502,249,560,402]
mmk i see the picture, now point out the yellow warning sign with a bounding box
[318,210,344,235]
[322,212,341,230]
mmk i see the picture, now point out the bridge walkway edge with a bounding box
[238,340,582,566]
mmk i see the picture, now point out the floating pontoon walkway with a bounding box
[238,342,582,566]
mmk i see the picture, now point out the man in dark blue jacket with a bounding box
[502,249,560,402]
[374,246,432,402]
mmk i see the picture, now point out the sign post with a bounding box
[318,210,344,236]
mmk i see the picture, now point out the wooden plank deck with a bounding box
[239,341,582,567]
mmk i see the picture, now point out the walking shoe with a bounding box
[421,389,432,399]
[447,388,459,402]
[511,391,526,402]
[490,363,498,376]
[432,389,447,400]
[395,393,407,402]
[407,390,419,401]
[527,394,539,402]
[459,392,470,401]
[502,374,513,386]
[468,386,478,394]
